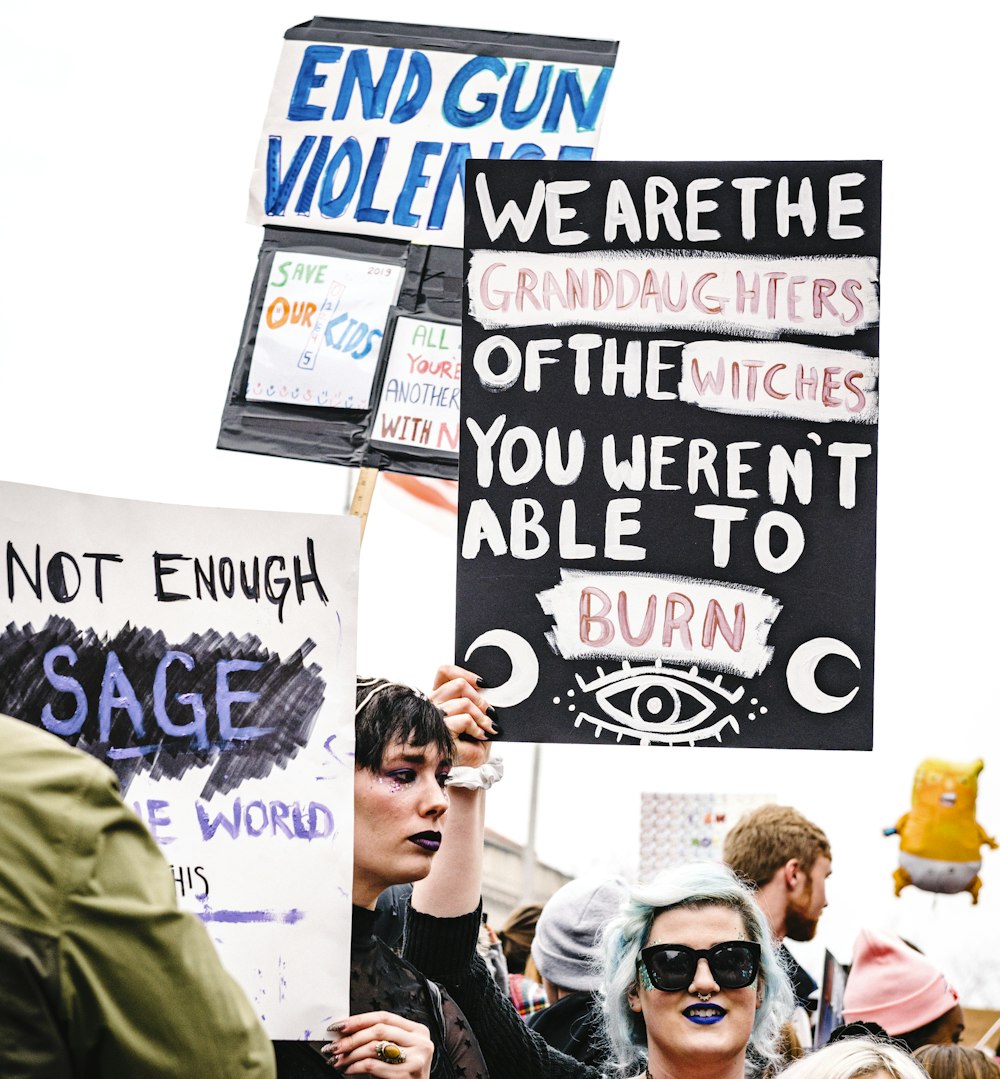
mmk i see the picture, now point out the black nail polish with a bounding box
[486,706,498,718]
[489,724,503,738]
[476,676,491,689]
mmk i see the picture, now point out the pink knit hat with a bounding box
[842,929,960,1035]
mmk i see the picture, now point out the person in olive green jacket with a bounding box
[0,713,276,1079]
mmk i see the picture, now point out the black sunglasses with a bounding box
[637,940,761,992]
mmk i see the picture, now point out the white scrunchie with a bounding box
[445,757,504,790]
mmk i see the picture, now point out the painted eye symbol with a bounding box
[569,661,752,746]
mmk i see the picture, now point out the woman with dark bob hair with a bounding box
[276,666,496,1079]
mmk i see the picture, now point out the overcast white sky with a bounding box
[1,0,998,1008]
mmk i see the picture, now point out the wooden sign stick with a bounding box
[349,467,379,543]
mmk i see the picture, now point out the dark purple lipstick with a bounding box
[408,831,442,852]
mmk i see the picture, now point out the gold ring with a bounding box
[375,1040,406,1065]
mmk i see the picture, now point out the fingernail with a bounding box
[476,676,491,689]
[489,724,503,738]
[327,1019,347,1033]
[486,706,498,718]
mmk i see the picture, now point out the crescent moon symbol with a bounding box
[464,629,539,708]
[786,637,861,714]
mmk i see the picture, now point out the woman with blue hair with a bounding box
[601,861,795,1079]
[399,775,794,1079]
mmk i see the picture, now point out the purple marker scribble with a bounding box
[0,616,326,797]
[198,907,306,925]
[322,731,349,768]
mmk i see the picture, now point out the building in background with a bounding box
[483,827,572,927]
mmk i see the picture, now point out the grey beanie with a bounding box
[531,875,629,991]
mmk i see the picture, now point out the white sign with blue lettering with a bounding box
[248,37,613,246]
[0,481,359,1038]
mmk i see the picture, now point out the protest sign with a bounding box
[0,481,358,1037]
[249,17,618,248]
[246,247,404,410]
[458,160,881,750]
[368,312,461,459]
[224,19,616,480]
[638,793,774,879]
[218,228,411,467]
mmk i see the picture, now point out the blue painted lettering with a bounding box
[442,56,506,127]
[356,136,391,224]
[331,48,403,120]
[40,644,87,735]
[427,143,469,230]
[216,659,270,741]
[288,45,344,121]
[268,131,603,230]
[98,651,144,744]
[295,135,332,214]
[393,141,442,227]
[558,145,595,161]
[323,313,382,360]
[389,52,432,123]
[318,137,363,217]
[499,63,552,129]
[266,135,316,215]
[293,801,333,839]
[541,67,612,133]
[196,797,334,840]
[244,800,269,837]
[153,650,209,749]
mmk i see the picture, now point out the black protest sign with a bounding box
[458,160,880,750]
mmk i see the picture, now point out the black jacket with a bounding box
[527,990,605,1067]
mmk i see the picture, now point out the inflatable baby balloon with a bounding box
[887,758,997,903]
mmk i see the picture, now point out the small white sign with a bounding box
[372,316,461,456]
[246,251,403,409]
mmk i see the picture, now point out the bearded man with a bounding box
[723,804,832,1013]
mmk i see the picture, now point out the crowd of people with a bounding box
[1,668,998,1079]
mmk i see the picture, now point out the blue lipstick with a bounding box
[683,1005,725,1025]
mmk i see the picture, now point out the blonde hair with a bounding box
[779,1038,929,1079]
